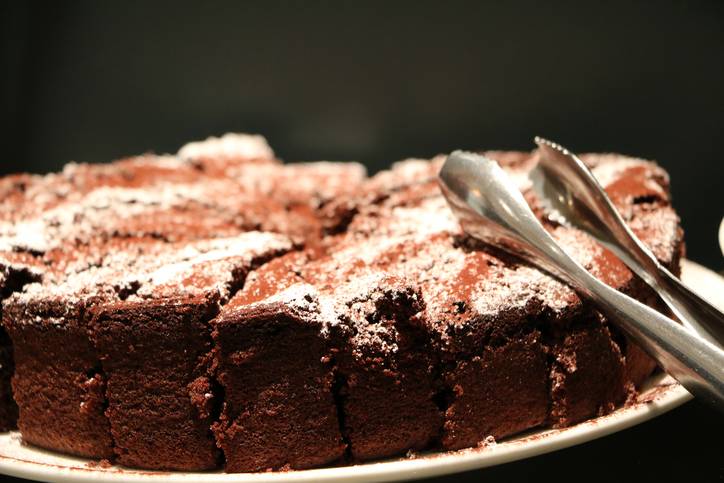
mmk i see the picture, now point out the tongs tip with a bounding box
[534,136,568,154]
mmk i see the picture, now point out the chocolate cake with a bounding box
[0,133,684,472]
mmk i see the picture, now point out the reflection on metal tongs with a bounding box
[438,148,724,410]
[531,137,724,347]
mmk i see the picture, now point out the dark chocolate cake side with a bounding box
[0,322,16,432]
[0,134,368,468]
[3,269,121,458]
[212,267,346,472]
[90,233,293,471]
[0,175,63,432]
[0,254,43,432]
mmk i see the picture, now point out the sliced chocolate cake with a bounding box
[90,233,292,470]
[322,273,442,462]
[212,262,345,472]
[0,133,685,473]
[4,268,122,458]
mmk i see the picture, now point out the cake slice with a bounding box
[2,267,125,458]
[90,233,292,470]
[313,272,443,461]
[318,229,550,451]
[212,253,444,472]
[211,252,346,472]
[295,236,446,462]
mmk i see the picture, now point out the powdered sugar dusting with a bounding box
[134,232,292,299]
[377,158,439,183]
[62,155,190,178]
[2,143,682,355]
[627,205,681,264]
[289,151,680,350]
[0,181,226,253]
[2,219,49,253]
[8,264,127,311]
[346,195,460,244]
[178,133,274,161]
[227,161,367,206]
[587,154,668,189]
[244,282,341,332]
[550,227,601,274]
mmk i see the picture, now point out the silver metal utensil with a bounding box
[439,150,724,410]
[532,137,724,347]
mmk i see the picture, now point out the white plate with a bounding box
[1,259,722,483]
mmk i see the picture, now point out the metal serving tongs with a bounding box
[438,151,724,410]
[531,137,724,348]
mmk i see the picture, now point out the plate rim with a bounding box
[0,259,721,483]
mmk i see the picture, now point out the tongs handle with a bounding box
[656,265,724,343]
[535,137,724,347]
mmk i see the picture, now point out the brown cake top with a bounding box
[220,266,423,358]
[225,251,309,308]
[0,154,206,228]
[227,148,681,358]
[7,231,293,322]
[60,155,202,192]
[176,132,278,173]
[0,135,366,255]
[130,232,293,301]
[2,135,682,356]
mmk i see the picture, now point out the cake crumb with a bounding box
[477,436,497,448]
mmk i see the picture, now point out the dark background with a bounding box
[1,1,723,481]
